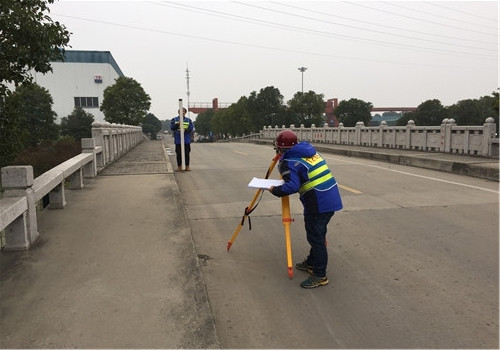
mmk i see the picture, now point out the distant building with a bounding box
[325,98,339,126]
[369,112,404,126]
[31,50,124,123]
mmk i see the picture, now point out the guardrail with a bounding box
[0,122,143,251]
[259,118,498,158]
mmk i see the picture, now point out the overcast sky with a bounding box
[49,0,498,121]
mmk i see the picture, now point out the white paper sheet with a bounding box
[247,177,284,189]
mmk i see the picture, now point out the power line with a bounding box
[153,1,495,56]
[383,1,497,29]
[232,1,495,52]
[269,1,496,45]
[53,12,496,71]
[424,1,498,23]
[344,1,497,36]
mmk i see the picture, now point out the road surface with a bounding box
[169,140,498,349]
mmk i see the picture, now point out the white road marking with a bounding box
[328,156,499,194]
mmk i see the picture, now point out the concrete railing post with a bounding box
[118,126,124,154]
[49,183,66,209]
[378,121,387,147]
[447,119,457,153]
[81,138,97,178]
[324,123,329,143]
[355,121,364,145]
[482,117,497,156]
[91,123,105,168]
[298,124,304,142]
[1,166,39,249]
[440,119,451,152]
[337,123,343,144]
[110,127,116,163]
[406,120,415,149]
[69,168,84,190]
[91,124,104,148]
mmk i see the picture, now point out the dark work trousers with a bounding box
[304,211,335,277]
[175,143,191,167]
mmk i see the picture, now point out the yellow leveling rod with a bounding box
[226,153,281,252]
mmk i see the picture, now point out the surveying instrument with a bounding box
[226,151,295,279]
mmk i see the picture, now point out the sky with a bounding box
[48,0,498,121]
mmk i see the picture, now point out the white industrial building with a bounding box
[31,50,124,123]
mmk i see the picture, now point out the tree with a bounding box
[412,99,447,126]
[446,94,498,128]
[142,113,162,139]
[100,77,151,125]
[247,86,286,130]
[334,98,373,127]
[160,119,170,132]
[211,109,229,139]
[5,83,59,148]
[490,91,499,134]
[60,107,95,142]
[194,109,214,137]
[396,111,415,126]
[491,91,499,115]
[234,96,253,135]
[221,96,252,137]
[0,0,70,97]
[0,95,25,168]
[288,91,325,127]
[0,0,70,168]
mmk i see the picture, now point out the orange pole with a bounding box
[281,195,294,279]
[227,153,280,251]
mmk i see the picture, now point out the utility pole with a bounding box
[298,67,307,122]
[298,66,307,93]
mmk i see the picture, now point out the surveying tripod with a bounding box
[226,153,295,279]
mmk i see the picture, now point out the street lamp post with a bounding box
[298,66,307,93]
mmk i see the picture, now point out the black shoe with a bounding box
[300,274,329,289]
[295,260,313,274]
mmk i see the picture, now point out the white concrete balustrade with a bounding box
[1,119,498,250]
[261,118,498,157]
[0,122,143,250]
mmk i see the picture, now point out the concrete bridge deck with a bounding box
[0,139,497,348]
[0,140,219,349]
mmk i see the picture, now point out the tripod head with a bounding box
[272,150,283,160]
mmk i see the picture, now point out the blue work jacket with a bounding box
[170,116,194,144]
[271,142,343,215]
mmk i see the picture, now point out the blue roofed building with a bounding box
[31,50,124,123]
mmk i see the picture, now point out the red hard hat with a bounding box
[275,130,298,149]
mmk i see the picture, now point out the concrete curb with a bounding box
[161,140,221,348]
[242,139,499,182]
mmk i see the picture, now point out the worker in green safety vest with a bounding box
[170,107,194,171]
[269,130,343,289]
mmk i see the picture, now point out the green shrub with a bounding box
[12,138,81,177]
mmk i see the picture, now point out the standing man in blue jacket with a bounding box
[269,130,343,289]
[170,108,194,171]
